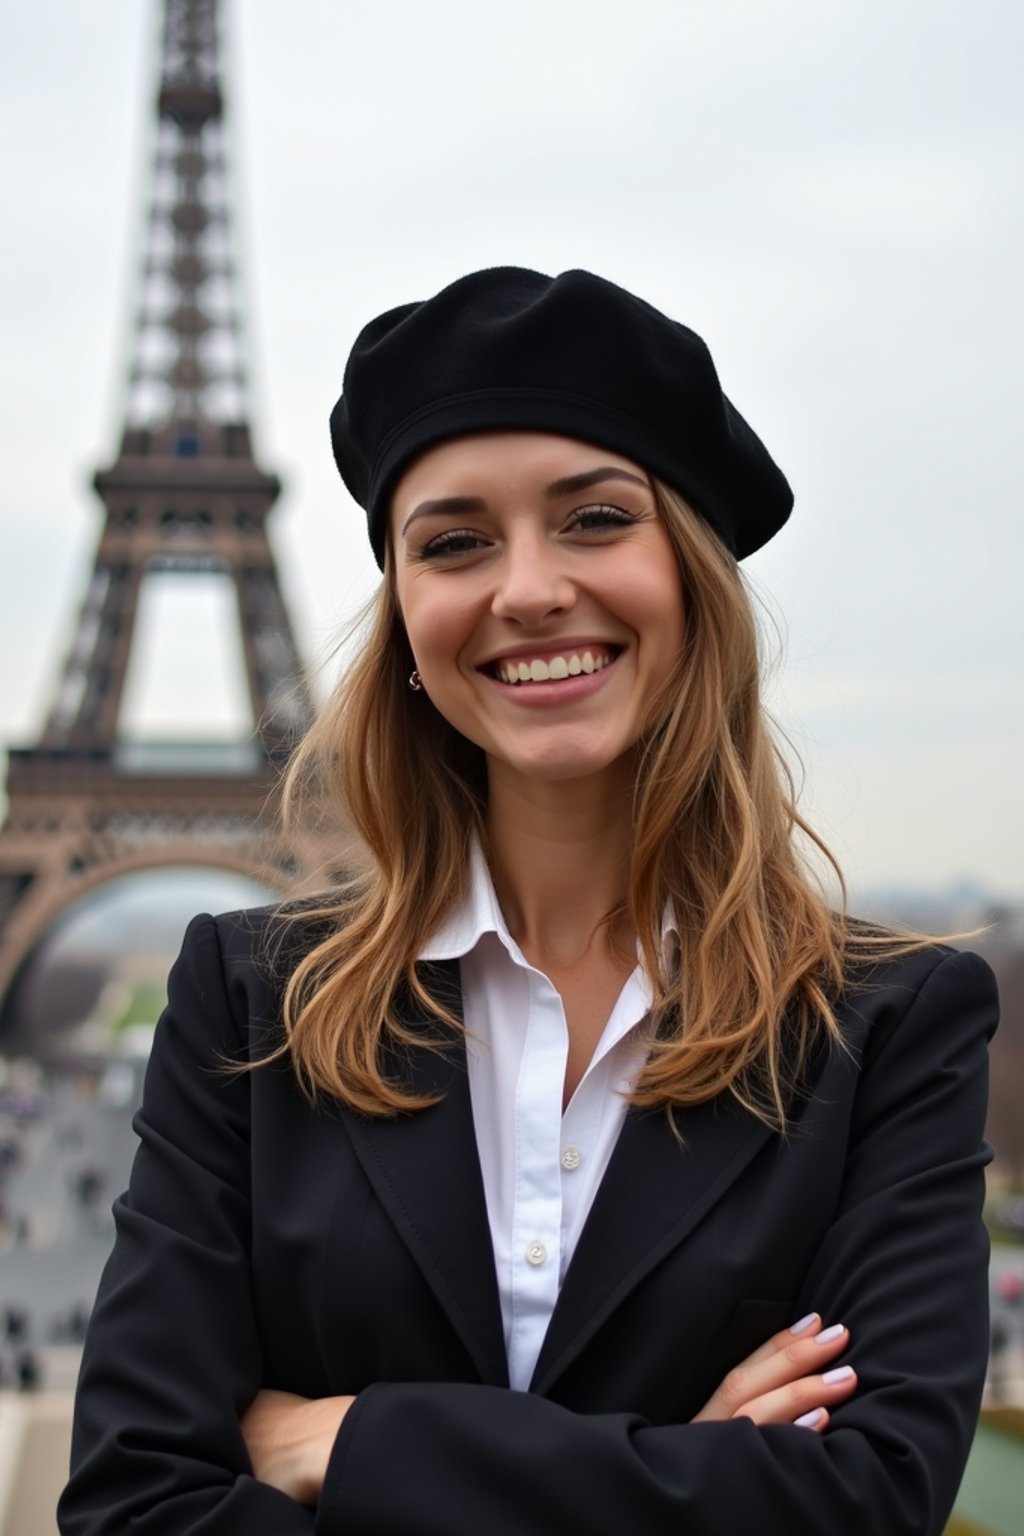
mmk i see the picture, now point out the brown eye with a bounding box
[418,528,488,559]
[567,504,639,532]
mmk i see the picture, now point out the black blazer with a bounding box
[59,910,997,1536]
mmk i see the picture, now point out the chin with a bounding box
[487,740,636,787]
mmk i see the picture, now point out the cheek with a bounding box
[400,586,473,676]
[621,557,686,647]
[651,539,686,633]
[633,581,686,696]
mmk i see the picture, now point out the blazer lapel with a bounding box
[531,1090,777,1395]
[338,961,509,1388]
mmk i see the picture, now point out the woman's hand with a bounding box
[693,1312,856,1433]
[240,1388,355,1505]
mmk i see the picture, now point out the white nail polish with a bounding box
[795,1407,825,1428]
[789,1312,818,1336]
[822,1365,854,1385]
[815,1323,846,1345]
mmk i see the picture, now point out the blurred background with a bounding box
[0,2,1022,1530]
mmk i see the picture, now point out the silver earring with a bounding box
[408,669,423,692]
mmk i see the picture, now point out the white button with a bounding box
[525,1240,547,1266]
[561,1145,582,1171]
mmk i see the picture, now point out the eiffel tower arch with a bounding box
[0,0,348,1017]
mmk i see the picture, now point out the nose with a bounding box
[489,529,577,625]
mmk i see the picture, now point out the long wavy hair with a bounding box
[270,479,929,1126]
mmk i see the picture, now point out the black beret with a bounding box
[330,267,792,569]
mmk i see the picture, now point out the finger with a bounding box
[734,1364,858,1427]
[716,1313,845,1383]
[696,1326,850,1422]
[794,1406,830,1433]
[717,1324,851,1416]
[692,1316,851,1423]
[725,1311,823,1375]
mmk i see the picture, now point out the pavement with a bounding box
[0,1393,71,1536]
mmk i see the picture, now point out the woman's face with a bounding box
[390,432,685,787]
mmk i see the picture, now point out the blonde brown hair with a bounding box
[271,480,929,1125]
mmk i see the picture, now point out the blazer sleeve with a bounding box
[58,913,317,1536]
[313,947,997,1536]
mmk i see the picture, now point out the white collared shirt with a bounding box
[419,841,674,1391]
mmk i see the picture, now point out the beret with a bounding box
[330,267,792,569]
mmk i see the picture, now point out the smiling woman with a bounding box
[391,434,685,787]
[59,268,998,1536]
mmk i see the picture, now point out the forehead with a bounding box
[389,431,649,520]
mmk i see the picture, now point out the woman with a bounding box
[59,268,997,1535]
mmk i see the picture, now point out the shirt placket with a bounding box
[509,966,567,1390]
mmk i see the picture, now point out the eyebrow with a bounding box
[401,466,649,537]
[543,466,649,498]
[401,495,486,537]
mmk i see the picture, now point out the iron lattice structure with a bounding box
[0,0,346,1017]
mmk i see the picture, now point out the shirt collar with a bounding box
[418,839,678,967]
[418,838,514,961]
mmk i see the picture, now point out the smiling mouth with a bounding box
[489,647,620,685]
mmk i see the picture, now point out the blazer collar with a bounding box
[338,960,510,1389]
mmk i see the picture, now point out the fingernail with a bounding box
[822,1365,854,1385]
[815,1323,846,1345]
[790,1312,818,1336]
[795,1407,825,1428]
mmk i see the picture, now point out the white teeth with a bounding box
[497,649,614,685]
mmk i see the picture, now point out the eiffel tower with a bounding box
[0,0,343,1018]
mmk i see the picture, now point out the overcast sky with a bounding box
[1,0,1021,899]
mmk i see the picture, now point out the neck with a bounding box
[484,760,635,969]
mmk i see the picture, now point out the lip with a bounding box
[481,648,623,707]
